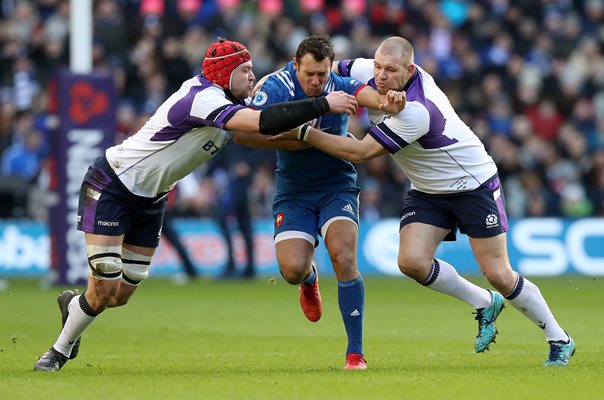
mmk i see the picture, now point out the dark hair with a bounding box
[295,34,335,63]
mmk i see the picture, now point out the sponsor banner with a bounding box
[0,222,49,276]
[1,218,603,277]
[49,70,116,284]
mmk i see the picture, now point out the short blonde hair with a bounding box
[377,37,414,65]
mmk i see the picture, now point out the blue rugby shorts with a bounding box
[273,188,360,245]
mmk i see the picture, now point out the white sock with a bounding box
[422,258,492,309]
[53,294,98,357]
[506,274,568,342]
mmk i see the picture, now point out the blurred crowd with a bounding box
[1,0,604,222]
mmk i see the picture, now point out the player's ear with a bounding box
[407,63,416,78]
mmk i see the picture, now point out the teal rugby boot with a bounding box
[474,290,505,352]
[544,336,575,366]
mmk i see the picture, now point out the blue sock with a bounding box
[338,276,365,355]
[302,266,316,286]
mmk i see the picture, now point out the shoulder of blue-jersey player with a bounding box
[250,61,366,109]
[328,71,366,98]
[250,62,300,109]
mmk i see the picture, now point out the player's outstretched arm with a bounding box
[225,91,357,134]
[306,126,388,163]
[270,125,389,163]
[232,131,310,151]
[356,87,406,114]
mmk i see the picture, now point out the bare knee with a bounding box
[398,253,433,281]
[276,239,315,285]
[280,262,310,284]
[481,264,516,293]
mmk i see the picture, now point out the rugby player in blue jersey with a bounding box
[273,36,575,367]
[33,39,358,372]
[235,34,404,370]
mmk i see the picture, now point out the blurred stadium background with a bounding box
[1,0,604,283]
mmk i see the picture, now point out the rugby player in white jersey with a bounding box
[272,36,575,367]
[33,39,359,372]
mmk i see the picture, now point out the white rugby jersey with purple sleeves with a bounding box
[105,75,245,197]
[337,59,498,194]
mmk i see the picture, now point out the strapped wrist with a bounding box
[297,124,312,142]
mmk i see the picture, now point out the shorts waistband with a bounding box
[477,174,500,190]
[97,155,168,203]
[410,173,500,197]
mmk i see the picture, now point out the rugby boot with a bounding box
[33,347,68,371]
[544,335,575,366]
[344,353,367,370]
[299,262,322,322]
[474,290,505,352]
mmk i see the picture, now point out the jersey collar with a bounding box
[401,67,419,92]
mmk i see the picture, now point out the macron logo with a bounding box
[401,211,416,221]
[350,309,360,317]
[97,220,119,227]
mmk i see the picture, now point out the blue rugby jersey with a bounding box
[250,61,365,194]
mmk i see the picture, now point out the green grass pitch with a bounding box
[1,276,602,399]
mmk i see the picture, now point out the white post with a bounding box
[70,0,93,73]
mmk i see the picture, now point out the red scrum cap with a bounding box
[202,39,252,90]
